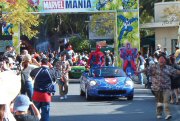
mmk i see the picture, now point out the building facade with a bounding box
[140,1,180,54]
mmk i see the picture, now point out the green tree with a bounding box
[90,13,115,36]
[69,36,90,52]
[37,14,90,51]
[139,0,177,24]
[1,0,39,38]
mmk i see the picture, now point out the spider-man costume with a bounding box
[119,43,137,74]
[88,45,105,68]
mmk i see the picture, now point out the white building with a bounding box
[140,1,180,54]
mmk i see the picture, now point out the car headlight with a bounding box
[89,80,97,86]
[125,80,133,87]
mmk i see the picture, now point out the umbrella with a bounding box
[0,70,21,104]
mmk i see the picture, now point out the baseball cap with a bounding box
[13,95,30,112]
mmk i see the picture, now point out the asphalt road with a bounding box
[49,80,180,121]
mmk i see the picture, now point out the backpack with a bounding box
[33,67,56,94]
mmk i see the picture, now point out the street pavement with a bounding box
[49,79,180,121]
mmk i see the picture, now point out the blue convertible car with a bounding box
[80,66,134,100]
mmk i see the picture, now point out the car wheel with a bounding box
[127,95,133,100]
[80,88,85,96]
[85,88,92,101]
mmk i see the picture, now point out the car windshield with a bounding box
[89,67,126,77]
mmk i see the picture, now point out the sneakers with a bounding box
[60,95,67,100]
[157,115,172,120]
[157,115,162,119]
[165,115,172,120]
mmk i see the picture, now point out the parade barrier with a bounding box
[0,70,21,104]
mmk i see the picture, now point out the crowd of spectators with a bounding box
[1,42,180,120]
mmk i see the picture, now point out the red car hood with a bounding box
[104,78,118,85]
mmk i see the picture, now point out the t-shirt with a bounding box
[22,65,38,82]
[14,114,39,121]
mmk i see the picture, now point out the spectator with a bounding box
[61,43,74,66]
[169,55,180,105]
[105,50,112,66]
[76,56,86,66]
[0,104,6,121]
[0,103,15,121]
[58,54,71,100]
[30,58,56,121]
[3,45,16,59]
[163,47,169,57]
[0,56,11,72]
[136,54,180,120]
[110,52,115,66]
[154,44,162,56]
[13,94,41,121]
[174,45,180,64]
[21,54,39,100]
[39,52,46,59]
[3,46,16,69]
[21,49,29,56]
[136,51,146,85]
[16,54,23,66]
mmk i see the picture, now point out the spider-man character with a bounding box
[119,43,137,75]
[118,15,138,41]
[87,45,105,68]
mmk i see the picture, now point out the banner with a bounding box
[28,0,100,12]
[117,11,139,48]
[27,0,138,13]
